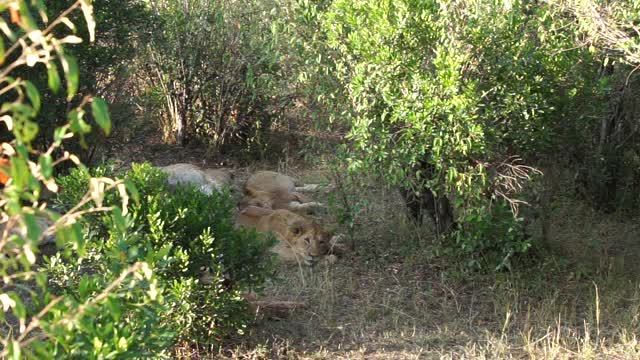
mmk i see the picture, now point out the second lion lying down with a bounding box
[239,171,325,214]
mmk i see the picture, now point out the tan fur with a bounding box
[235,206,330,265]
[202,168,231,188]
[245,171,299,193]
[239,171,324,213]
[160,163,231,195]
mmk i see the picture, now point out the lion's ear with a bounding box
[289,219,308,234]
[241,206,274,217]
[245,187,257,196]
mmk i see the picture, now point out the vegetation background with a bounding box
[2,0,640,358]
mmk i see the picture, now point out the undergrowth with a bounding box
[214,168,640,359]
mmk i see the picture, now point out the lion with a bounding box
[160,163,231,195]
[239,171,326,213]
[235,205,332,266]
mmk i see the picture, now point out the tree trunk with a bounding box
[399,161,457,236]
[399,186,456,236]
[590,61,623,212]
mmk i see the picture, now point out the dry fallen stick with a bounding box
[244,292,307,319]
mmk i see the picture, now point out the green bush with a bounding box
[0,2,273,357]
[54,162,274,344]
[312,0,604,269]
[0,2,168,358]
[145,0,286,151]
[5,0,156,163]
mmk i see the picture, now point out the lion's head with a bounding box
[236,206,331,265]
[282,212,331,259]
[238,189,275,210]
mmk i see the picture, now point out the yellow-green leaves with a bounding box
[60,53,79,100]
[23,81,40,112]
[0,36,5,64]
[18,1,37,31]
[9,155,28,189]
[91,97,112,135]
[124,179,140,204]
[0,2,173,358]
[47,63,61,94]
[38,154,53,179]
[8,340,20,360]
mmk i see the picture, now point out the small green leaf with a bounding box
[18,1,38,31]
[112,207,127,233]
[107,298,123,320]
[10,293,26,321]
[10,157,29,188]
[69,109,91,134]
[79,275,90,299]
[117,336,128,351]
[91,97,111,135]
[39,154,53,179]
[24,81,41,113]
[124,179,140,203]
[22,121,39,143]
[47,63,61,94]
[24,213,42,242]
[0,18,16,41]
[72,222,86,256]
[53,126,67,146]
[0,36,5,64]
[9,340,20,360]
[61,54,79,100]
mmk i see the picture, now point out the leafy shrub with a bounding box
[6,0,156,164]
[0,2,170,358]
[454,201,529,271]
[313,0,603,268]
[145,0,286,152]
[54,162,274,344]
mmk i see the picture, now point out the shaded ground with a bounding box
[108,136,640,359]
[213,170,640,359]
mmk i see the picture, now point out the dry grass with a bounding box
[171,168,640,359]
[97,104,640,359]
[104,109,640,359]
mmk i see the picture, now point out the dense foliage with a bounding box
[0,2,271,357]
[0,1,153,357]
[144,0,287,152]
[309,0,633,269]
[4,0,640,356]
[54,163,274,346]
[134,0,640,269]
[5,0,155,163]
